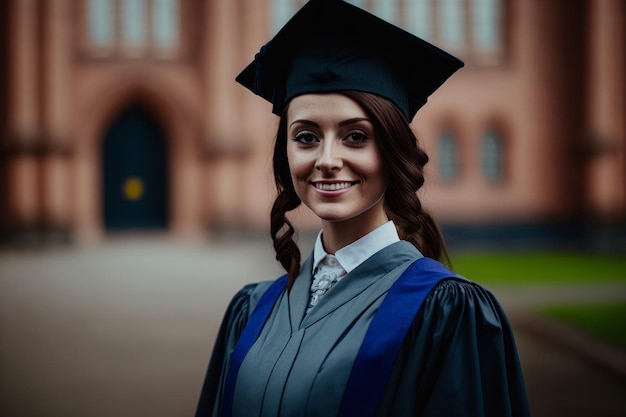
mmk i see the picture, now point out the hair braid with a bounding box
[271,114,302,288]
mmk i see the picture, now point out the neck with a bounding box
[321,210,388,254]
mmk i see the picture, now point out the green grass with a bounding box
[536,302,626,349]
[449,252,626,286]
[447,251,626,347]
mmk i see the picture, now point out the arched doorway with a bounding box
[102,104,169,230]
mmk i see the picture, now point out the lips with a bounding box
[311,181,357,191]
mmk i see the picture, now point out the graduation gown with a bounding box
[195,241,530,417]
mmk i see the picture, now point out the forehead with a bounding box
[287,93,367,122]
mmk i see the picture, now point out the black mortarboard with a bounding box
[236,0,464,122]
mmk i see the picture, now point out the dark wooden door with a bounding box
[102,105,168,230]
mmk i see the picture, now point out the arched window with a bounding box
[438,131,459,182]
[482,129,505,182]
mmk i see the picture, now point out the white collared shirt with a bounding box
[307,221,400,312]
[312,220,400,274]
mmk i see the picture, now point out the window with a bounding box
[271,0,401,29]
[482,130,505,182]
[406,0,432,41]
[83,0,183,58]
[271,0,298,33]
[346,0,366,8]
[267,0,504,63]
[438,131,459,182]
[87,0,114,47]
[121,0,147,48]
[153,0,180,48]
[372,0,398,25]
[472,0,501,52]
[270,0,314,33]
[365,0,505,63]
[439,0,464,49]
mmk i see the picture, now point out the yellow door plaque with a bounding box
[123,177,144,201]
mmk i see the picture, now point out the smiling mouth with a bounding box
[312,182,356,191]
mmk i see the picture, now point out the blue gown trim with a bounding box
[222,274,288,417]
[222,258,460,417]
[338,257,462,417]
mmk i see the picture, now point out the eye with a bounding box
[344,131,368,145]
[292,131,319,146]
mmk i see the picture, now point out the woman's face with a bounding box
[286,93,388,229]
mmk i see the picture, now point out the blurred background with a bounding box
[0,0,624,416]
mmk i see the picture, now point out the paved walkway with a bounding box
[0,237,624,417]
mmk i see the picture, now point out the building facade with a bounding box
[1,0,624,247]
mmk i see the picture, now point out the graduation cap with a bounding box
[236,0,464,122]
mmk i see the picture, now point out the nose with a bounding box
[315,139,343,173]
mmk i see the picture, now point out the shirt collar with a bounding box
[312,221,400,274]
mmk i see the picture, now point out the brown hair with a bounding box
[270,91,449,287]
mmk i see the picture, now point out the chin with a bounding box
[309,208,354,223]
[316,209,373,225]
[315,213,351,223]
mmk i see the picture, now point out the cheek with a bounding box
[360,150,386,181]
[372,165,388,193]
[286,151,307,201]
[286,147,312,181]
[363,153,389,196]
[374,158,388,185]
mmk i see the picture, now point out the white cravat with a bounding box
[307,254,347,313]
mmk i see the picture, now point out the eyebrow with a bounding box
[289,117,371,128]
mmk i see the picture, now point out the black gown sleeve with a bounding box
[194,283,261,417]
[378,279,531,417]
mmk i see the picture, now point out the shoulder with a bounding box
[389,277,529,417]
[228,279,278,320]
[401,276,516,371]
[399,257,508,326]
[215,277,284,346]
[403,257,500,311]
[427,278,499,307]
[420,277,511,335]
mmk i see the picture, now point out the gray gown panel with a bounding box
[232,241,421,417]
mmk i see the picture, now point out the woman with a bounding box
[195,1,530,416]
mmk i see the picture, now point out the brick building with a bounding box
[1,0,624,248]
